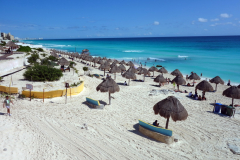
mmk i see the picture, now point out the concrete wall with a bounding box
[0,57,25,73]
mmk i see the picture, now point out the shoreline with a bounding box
[21,40,240,85]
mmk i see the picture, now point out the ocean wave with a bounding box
[149,57,165,61]
[122,50,144,53]
[178,55,188,58]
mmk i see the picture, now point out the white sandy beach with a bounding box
[0,50,240,160]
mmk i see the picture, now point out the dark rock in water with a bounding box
[156,65,162,67]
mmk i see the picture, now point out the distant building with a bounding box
[1,32,14,40]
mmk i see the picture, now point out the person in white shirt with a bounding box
[3,96,14,116]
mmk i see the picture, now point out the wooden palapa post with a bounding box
[43,89,44,102]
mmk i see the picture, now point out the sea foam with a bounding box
[122,50,144,53]
[178,55,188,58]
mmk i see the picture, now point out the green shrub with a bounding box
[48,55,58,61]
[27,53,39,65]
[41,53,47,57]
[70,62,76,68]
[41,58,51,66]
[0,41,6,46]
[23,65,63,81]
[36,48,44,52]
[70,81,82,87]
[17,46,32,52]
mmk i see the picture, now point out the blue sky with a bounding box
[0,0,240,39]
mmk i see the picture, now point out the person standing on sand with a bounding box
[201,73,202,77]
[3,96,14,116]
[173,81,176,89]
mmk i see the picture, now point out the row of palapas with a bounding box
[52,49,240,130]
[52,49,240,108]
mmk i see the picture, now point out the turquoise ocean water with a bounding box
[23,36,240,84]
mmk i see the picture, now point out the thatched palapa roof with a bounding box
[171,69,183,77]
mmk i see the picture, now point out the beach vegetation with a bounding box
[48,55,58,62]
[41,53,47,57]
[70,62,76,68]
[18,94,26,99]
[0,77,3,82]
[70,81,82,87]
[27,53,40,65]
[0,41,6,46]
[23,65,63,81]
[17,46,32,52]
[36,48,44,52]
[83,67,88,74]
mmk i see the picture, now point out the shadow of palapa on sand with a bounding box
[149,84,161,88]
[0,112,6,116]
[206,111,230,117]
[128,123,162,143]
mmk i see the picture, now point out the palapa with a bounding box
[5,41,18,47]
[99,62,110,76]
[238,85,240,89]
[109,65,121,80]
[154,74,166,87]
[138,67,150,81]
[110,61,117,68]
[195,80,214,97]
[118,64,126,74]
[58,57,70,66]
[92,57,99,67]
[127,61,134,67]
[222,86,240,107]
[157,67,168,75]
[210,76,224,91]
[171,69,183,77]
[119,60,127,65]
[96,76,120,105]
[171,75,186,91]
[153,96,188,129]
[148,66,158,77]
[188,73,200,84]
[122,67,137,85]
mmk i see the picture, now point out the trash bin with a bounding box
[221,105,228,115]
[226,106,235,116]
[214,103,222,113]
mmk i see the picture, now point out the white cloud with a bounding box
[211,18,219,21]
[153,21,159,25]
[239,21,240,23]
[192,21,195,25]
[204,29,208,31]
[198,18,208,22]
[220,13,231,18]
[115,28,119,30]
[210,24,215,27]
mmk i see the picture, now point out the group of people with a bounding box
[188,91,206,101]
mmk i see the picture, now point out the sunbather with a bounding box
[202,95,207,100]
[153,120,159,127]
[198,95,202,101]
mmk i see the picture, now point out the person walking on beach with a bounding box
[3,96,14,116]
[201,73,202,77]
[186,75,188,81]
[173,81,176,89]
[227,80,231,86]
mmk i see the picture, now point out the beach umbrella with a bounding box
[126,61,134,67]
[107,59,113,63]
[102,57,107,61]
[96,76,120,105]
[171,69,183,77]
[118,64,126,74]
[154,74,167,87]
[99,62,110,76]
[6,41,18,47]
[148,66,158,77]
[58,57,70,66]
[157,67,168,75]
[110,61,117,68]
[0,45,4,51]
[113,60,119,64]
[171,75,186,91]
[119,60,127,65]
[195,80,214,97]
[188,73,200,84]
[153,96,188,129]
[97,59,104,65]
[51,52,59,58]
[222,86,240,107]
[109,65,121,80]
[210,76,224,91]
[138,67,150,81]
[82,49,89,52]
[92,57,99,67]
[87,56,93,66]
[122,67,137,85]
